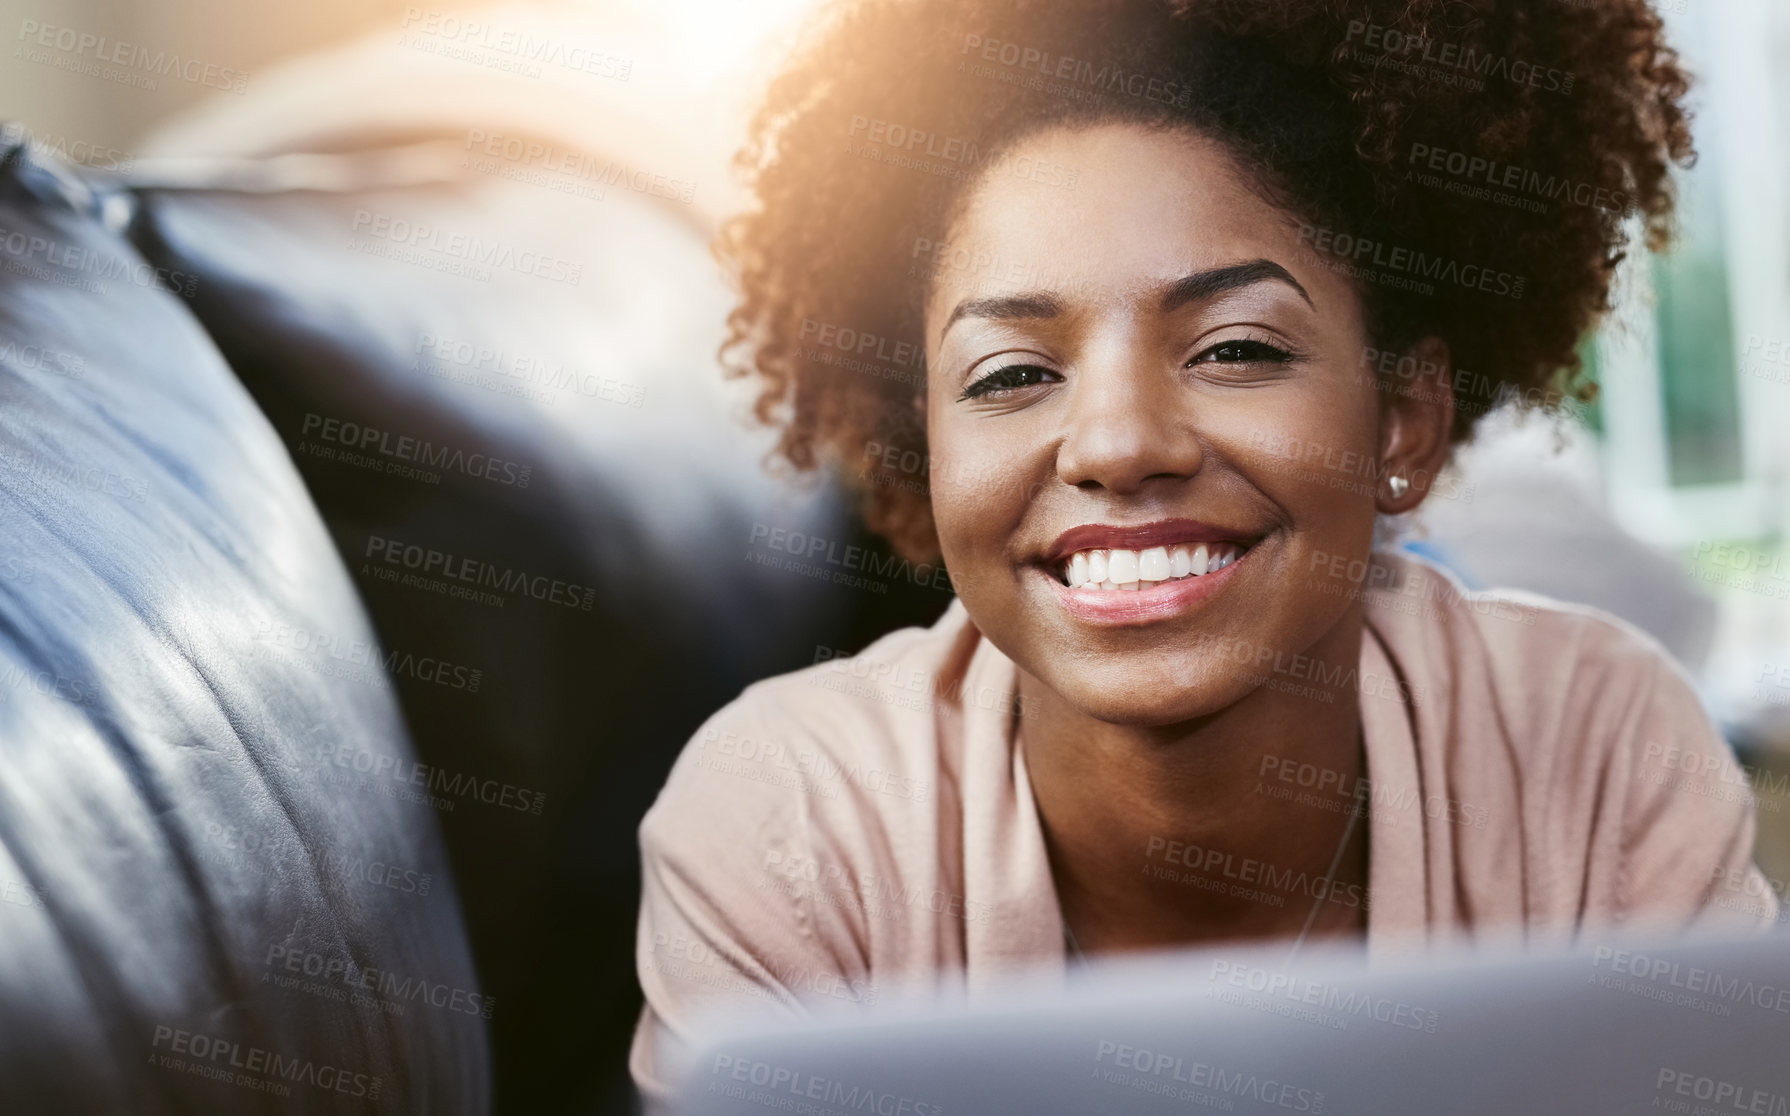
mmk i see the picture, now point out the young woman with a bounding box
[631,0,1777,1101]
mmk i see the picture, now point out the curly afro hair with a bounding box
[717,0,1694,562]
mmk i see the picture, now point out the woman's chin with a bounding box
[1033,669,1258,729]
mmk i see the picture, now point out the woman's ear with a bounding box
[1374,336,1456,515]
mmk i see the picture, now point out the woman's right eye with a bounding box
[960,363,1059,400]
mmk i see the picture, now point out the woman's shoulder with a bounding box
[1365,547,1747,833]
[743,597,984,734]
[1362,547,1720,793]
[641,600,981,851]
[713,596,980,767]
[1364,551,1774,932]
[1364,547,1683,700]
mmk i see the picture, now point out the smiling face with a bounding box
[924,122,1410,726]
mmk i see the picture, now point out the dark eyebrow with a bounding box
[940,292,1062,340]
[938,259,1311,345]
[1161,259,1313,312]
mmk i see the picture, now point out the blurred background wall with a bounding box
[0,0,422,147]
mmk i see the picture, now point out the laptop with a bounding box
[672,931,1790,1115]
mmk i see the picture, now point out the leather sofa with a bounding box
[0,139,487,1112]
[0,124,948,1112]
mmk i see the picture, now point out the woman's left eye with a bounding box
[1188,339,1294,366]
[959,363,1060,400]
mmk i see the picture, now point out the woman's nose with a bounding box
[1054,363,1204,494]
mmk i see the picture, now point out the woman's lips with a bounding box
[1041,543,1250,625]
[1043,518,1258,566]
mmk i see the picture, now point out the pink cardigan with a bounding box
[629,552,1779,1104]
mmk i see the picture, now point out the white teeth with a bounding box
[1138,547,1170,582]
[1061,541,1248,591]
[1107,549,1139,585]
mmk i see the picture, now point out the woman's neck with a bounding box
[1018,611,1372,955]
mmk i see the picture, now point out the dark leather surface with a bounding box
[127,150,951,1112]
[0,141,488,1113]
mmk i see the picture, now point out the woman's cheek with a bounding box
[1220,389,1378,503]
[926,439,998,554]
[935,468,1020,542]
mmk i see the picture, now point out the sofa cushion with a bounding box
[127,145,953,1112]
[0,139,487,1113]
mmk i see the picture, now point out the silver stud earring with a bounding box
[1386,472,1410,499]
